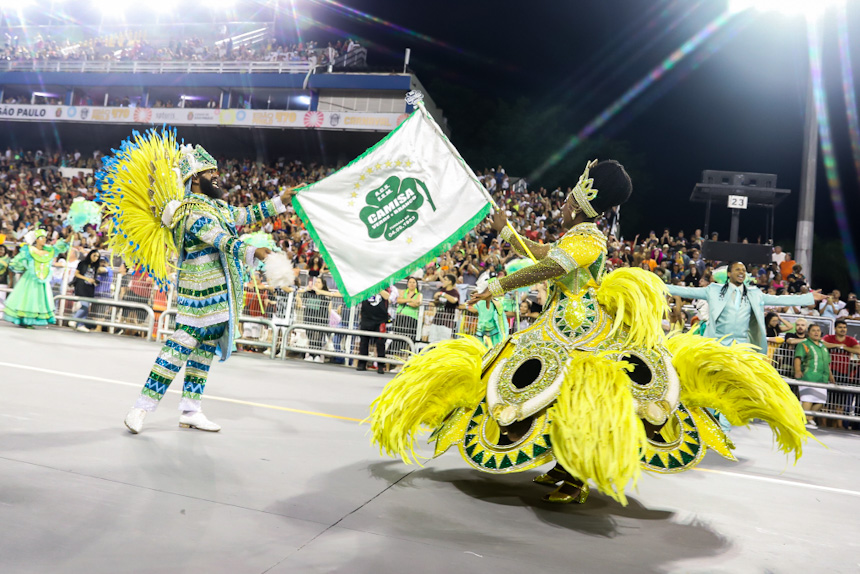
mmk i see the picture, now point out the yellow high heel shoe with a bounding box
[533,468,568,486]
[543,481,590,504]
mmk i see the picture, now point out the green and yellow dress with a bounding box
[370,222,809,505]
[3,241,69,326]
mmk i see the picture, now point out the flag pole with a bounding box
[406,91,538,263]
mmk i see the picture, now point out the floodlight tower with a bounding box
[729,0,846,282]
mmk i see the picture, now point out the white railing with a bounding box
[0,59,312,74]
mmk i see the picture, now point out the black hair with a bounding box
[444,273,457,285]
[834,318,847,327]
[719,261,748,301]
[77,249,102,276]
[587,160,633,215]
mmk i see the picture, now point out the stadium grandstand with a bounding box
[0,0,444,165]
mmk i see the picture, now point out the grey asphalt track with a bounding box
[1,323,858,574]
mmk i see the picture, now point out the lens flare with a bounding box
[529,10,736,181]
[306,0,502,68]
[836,4,860,185]
[808,19,860,293]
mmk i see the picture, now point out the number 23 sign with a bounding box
[727,195,748,209]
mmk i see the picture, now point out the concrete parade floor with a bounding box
[1,323,859,574]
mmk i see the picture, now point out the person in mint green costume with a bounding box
[2,229,69,327]
[469,271,509,347]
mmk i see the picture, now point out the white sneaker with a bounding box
[805,420,818,429]
[179,411,221,432]
[124,408,147,434]
[304,353,314,362]
[76,325,90,332]
[68,321,77,328]
[313,355,324,363]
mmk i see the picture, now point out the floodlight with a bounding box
[91,0,123,16]
[729,0,846,18]
[295,95,311,106]
[149,0,174,12]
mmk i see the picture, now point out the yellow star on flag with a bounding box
[375,163,382,170]
[405,159,412,168]
[350,192,358,198]
[406,237,413,244]
[354,182,360,189]
[385,161,392,168]
[359,174,366,181]
[395,160,402,166]
[348,200,355,207]
[366,167,373,174]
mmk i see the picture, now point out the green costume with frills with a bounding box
[3,241,69,326]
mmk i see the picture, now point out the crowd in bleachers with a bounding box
[1,32,362,64]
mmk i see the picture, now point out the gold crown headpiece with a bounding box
[570,159,599,218]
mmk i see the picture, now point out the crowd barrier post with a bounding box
[54,294,155,340]
[281,324,414,365]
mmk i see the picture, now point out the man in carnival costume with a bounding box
[97,128,296,433]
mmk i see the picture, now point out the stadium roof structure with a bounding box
[690,170,791,244]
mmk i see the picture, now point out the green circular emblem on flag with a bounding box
[360,175,436,241]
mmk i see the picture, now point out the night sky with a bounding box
[299,0,859,253]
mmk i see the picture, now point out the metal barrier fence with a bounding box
[281,324,415,365]
[770,339,860,425]
[56,295,155,340]
[5,261,860,427]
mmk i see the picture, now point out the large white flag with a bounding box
[293,105,492,305]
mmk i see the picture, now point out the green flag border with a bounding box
[291,110,492,306]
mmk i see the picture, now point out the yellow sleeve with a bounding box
[546,233,604,273]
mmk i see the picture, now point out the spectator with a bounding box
[296,276,335,362]
[819,290,845,318]
[356,288,390,373]
[772,245,786,265]
[843,298,860,320]
[0,244,9,310]
[393,276,422,344]
[433,273,460,332]
[822,319,860,426]
[779,251,796,281]
[795,324,835,429]
[69,248,106,332]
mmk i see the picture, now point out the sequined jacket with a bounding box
[172,193,287,361]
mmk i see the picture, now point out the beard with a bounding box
[199,175,223,200]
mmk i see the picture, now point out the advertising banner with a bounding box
[0,104,406,132]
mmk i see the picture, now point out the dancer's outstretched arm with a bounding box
[468,258,565,305]
[490,209,551,260]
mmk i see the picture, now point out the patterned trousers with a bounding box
[134,323,226,412]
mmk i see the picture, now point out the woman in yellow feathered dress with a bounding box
[370,160,809,506]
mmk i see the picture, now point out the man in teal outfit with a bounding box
[667,262,825,352]
[667,261,825,432]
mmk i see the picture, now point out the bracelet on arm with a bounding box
[487,277,505,298]
[500,226,514,243]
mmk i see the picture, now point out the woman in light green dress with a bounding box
[3,229,69,327]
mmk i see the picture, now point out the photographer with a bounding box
[69,249,105,332]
